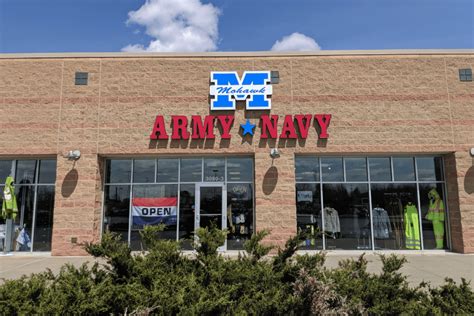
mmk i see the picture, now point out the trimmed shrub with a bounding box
[0,226,472,315]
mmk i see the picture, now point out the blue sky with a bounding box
[0,0,473,53]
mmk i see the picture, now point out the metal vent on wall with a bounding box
[75,72,88,85]
[459,68,472,82]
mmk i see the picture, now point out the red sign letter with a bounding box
[260,115,279,139]
[314,114,332,139]
[171,116,190,140]
[149,115,169,140]
[294,114,312,139]
[217,115,234,139]
[191,115,215,139]
[279,115,298,139]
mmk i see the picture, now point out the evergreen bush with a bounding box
[0,225,472,315]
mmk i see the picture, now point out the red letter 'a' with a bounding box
[150,115,169,140]
[314,114,332,139]
[192,115,215,139]
[294,114,312,139]
[260,115,279,138]
[171,116,190,140]
[279,115,297,139]
[217,115,234,139]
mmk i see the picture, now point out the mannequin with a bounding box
[426,188,445,249]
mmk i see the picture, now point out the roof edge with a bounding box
[1,49,473,59]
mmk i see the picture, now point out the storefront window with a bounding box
[227,158,253,182]
[295,157,319,182]
[157,159,179,182]
[103,185,130,242]
[344,158,367,182]
[131,184,178,250]
[393,157,415,181]
[204,158,225,182]
[321,158,343,182]
[0,159,56,252]
[103,157,254,251]
[369,158,392,181]
[371,183,418,250]
[133,159,155,183]
[106,160,131,183]
[180,159,202,182]
[323,184,370,250]
[419,183,446,249]
[227,183,253,250]
[295,156,447,251]
[296,183,322,250]
[416,157,444,181]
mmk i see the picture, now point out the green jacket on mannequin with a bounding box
[2,176,18,220]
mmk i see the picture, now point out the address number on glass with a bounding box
[205,175,224,182]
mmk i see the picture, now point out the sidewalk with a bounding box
[1,252,473,287]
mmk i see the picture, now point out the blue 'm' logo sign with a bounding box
[210,71,272,110]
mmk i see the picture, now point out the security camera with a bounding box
[270,148,280,158]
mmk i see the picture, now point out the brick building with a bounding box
[0,50,472,256]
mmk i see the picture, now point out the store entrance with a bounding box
[195,183,227,251]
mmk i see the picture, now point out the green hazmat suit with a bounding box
[426,188,445,249]
[404,203,421,250]
[2,176,18,220]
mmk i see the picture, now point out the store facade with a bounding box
[0,50,472,255]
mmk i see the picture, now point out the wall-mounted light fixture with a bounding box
[470,148,474,157]
[64,150,81,160]
[270,148,280,159]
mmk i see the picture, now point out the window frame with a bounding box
[294,155,449,251]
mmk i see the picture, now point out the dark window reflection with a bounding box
[321,158,343,182]
[419,183,446,249]
[14,185,35,251]
[131,184,178,250]
[16,160,36,184]
[323,184,370,250]
[103,185,130,242]
[180,158,202,182]
[0,160,13,184]
[204,158,225,182]
[345,158,367,182]
[371,183,419,250]
[416,157,444,181]
[179,184,195,250]
[38,160,56,184]
[296,183,322,250]
[227,183,253,250]
[157,159,179,182]
[369,158,392,181]
[33,186,55,251]
[295,157,319,182]
[133,159,155,183]
[227,158,253,182]
[393,158,415,181]
[106,160,131,183]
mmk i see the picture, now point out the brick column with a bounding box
[254,150,297,249]
[51,154,102,255]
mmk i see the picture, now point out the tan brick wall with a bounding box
[0,53,472,254]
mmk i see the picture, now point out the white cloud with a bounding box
[271,32,321,51]
[122,0,220,52]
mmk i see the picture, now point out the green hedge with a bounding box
[1,226,473,315]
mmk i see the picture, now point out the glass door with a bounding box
[195,183,227,251]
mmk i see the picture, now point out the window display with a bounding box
[296,183,322,249]
[103,157,254,251]
[295,156,448,251]
[0,159,56,252]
